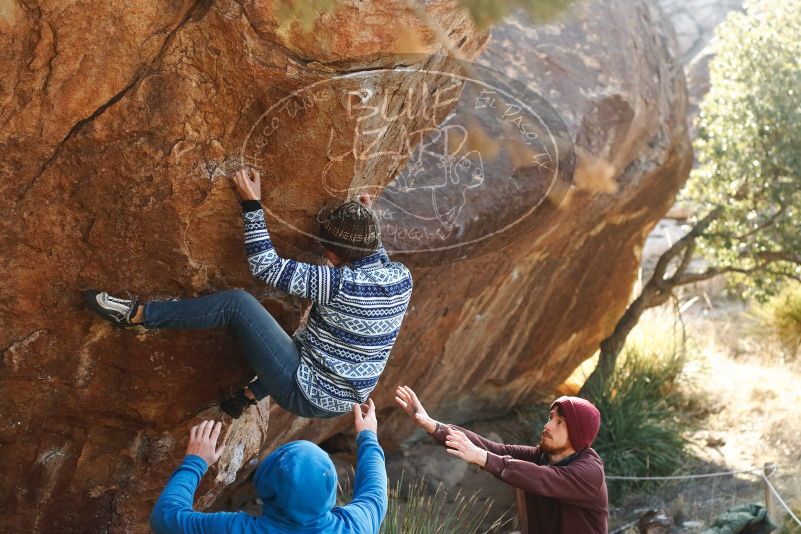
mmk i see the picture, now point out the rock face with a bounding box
[644,0,743,281]
[0,1,486,531]
[658,0,743,126]
[0,0,689,532]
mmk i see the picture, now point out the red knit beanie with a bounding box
[550,396,601,451]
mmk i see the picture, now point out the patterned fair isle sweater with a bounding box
[242,202,413,414]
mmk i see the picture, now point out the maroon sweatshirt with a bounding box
[430,423,608,534]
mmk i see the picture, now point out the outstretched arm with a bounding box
[431,423,540,462]
[340,401,388,534]
[150,421,242,534]
[232,167,343,305]
[443,430,604,506]
[394,386,539,462]
[241,202,342,304]
[482,454,605,506]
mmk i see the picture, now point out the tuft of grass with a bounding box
[584,306,698,503]
[338,472,513,534]
[778,497,801,534]
[591,345,692,502]
[748,284,801,360]
[780,517,801,534]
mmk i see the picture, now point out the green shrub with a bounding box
[590,345,691,502]
[338,472,512,533]
[749,284,801,358]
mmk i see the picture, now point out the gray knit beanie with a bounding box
[319,200,380,262]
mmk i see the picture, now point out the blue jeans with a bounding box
[142,289,340,419]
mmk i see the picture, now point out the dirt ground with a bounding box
[600,300,800,532]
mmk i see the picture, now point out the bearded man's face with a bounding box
[539,408,572,454]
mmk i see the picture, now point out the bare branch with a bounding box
[671,264,801,285]
[671,266,752,285]
[671,239,696,281]
[652,208,721,283]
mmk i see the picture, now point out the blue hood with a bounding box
[254,440,337,529]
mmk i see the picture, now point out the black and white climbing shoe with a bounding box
[220,388,257,419]
[82,289,140,327]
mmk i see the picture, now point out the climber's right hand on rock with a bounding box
[186,420,226,467]
[230,166,261,201]
[394,385,437,433]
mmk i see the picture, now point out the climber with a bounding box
[394,386,608,534]
[149,399,387,534]
[83,166,413,419]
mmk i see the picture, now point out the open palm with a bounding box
[394,385,437,433]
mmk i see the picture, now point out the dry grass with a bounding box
[562,304,699,397]
[556,299,801,530]
[746,284,801,362]
[379,298,801,532]
[605,298,801,531]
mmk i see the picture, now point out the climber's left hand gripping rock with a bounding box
[231,166,261,201]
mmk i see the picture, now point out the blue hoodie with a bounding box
[150,431,387,534]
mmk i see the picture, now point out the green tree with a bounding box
[687,0,801,296]
[583,0,801,395]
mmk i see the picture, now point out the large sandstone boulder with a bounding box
[0,0,690,531]
[658,0,743,132]
[0,1,486,531]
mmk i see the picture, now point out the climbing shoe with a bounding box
[82,289,140,327]
[220,388,257,419]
